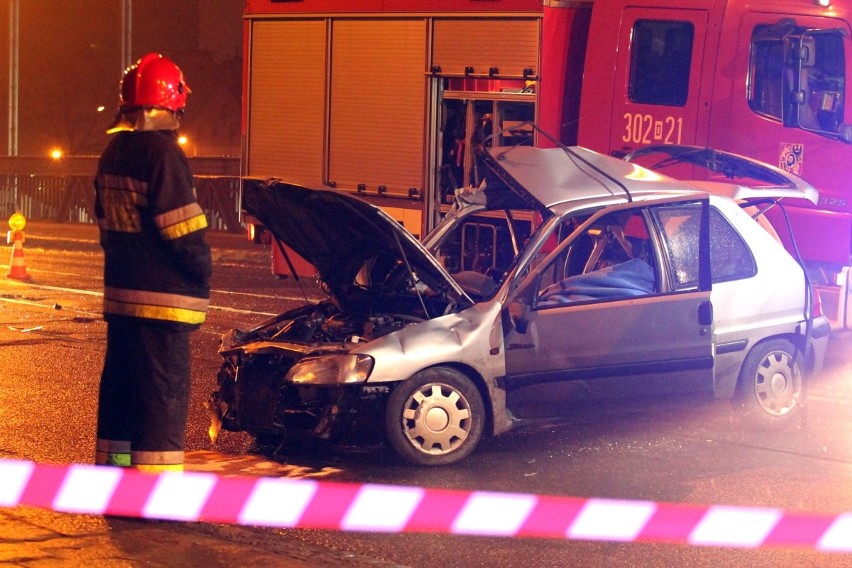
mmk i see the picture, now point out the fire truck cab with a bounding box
[575,0,852,329]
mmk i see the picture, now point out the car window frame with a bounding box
[508,195,712,312]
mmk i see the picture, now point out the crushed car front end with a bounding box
[209,301,424,446]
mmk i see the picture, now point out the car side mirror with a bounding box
[508,298,529,334]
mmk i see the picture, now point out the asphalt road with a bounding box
[1,221,852,567]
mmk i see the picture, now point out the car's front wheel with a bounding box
[385,367,485,466]
[733,338,805,429]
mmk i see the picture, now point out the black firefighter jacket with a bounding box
[94,130,212,329]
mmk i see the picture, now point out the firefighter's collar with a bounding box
[106,108,180,134]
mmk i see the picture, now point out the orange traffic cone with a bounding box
[7,231,30,280]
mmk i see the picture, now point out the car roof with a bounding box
[483,145,703,211]
[481,144,817,217]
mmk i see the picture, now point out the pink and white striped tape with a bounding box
[1,458,850,550]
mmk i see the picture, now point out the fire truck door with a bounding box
[609,8,708,171]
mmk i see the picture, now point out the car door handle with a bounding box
[698,301,713,326]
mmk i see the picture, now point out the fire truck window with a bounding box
[749,26,846,135]
[797,32,846,134]
[749,36,785,121]
[629,20,694,107]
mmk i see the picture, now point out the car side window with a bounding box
[653,204,755,289]
[535,210,657,307]
[708,208,757,282]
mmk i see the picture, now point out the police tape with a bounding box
[1,457,851,550]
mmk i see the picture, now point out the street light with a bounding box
[50,149,63,160]
[177,135,197,156]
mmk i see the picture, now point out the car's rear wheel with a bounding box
[733,338,805,429]
[385,367,485,466]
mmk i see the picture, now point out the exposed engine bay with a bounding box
[237,297,441,346]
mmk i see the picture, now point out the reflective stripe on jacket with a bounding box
[103,286,209,325]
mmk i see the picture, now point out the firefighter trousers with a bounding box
[95,318,192,472]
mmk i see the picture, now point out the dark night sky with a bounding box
[1,0,243,156]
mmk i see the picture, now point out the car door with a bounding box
[501,197,714,418]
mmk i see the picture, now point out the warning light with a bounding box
[247,223,268,244]
[6,213,29,280]
[245,222,270,244]
[8,212,26,233]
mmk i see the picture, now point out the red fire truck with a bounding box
[241,0,852,329]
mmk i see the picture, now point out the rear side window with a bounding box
[708,209,757,282]
[654,205,756,289]
[629,20,694,106]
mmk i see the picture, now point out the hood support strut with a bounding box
[273,237,300,282]
[390,229,432,319]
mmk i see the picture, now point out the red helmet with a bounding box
[119,53,190,113]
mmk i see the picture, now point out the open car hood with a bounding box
[242,178,470,312]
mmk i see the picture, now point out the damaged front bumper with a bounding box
[208,355,390,447]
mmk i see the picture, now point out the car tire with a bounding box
[732,338,805,429]
[385,367,485,466]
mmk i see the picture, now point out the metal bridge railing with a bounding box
[0,156,243,232]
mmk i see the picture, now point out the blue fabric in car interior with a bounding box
[539,258,655,305]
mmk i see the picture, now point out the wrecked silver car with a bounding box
[208,141,830,466]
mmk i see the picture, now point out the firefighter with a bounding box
[93,53,212,473]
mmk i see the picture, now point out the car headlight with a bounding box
[285,353,375,385]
